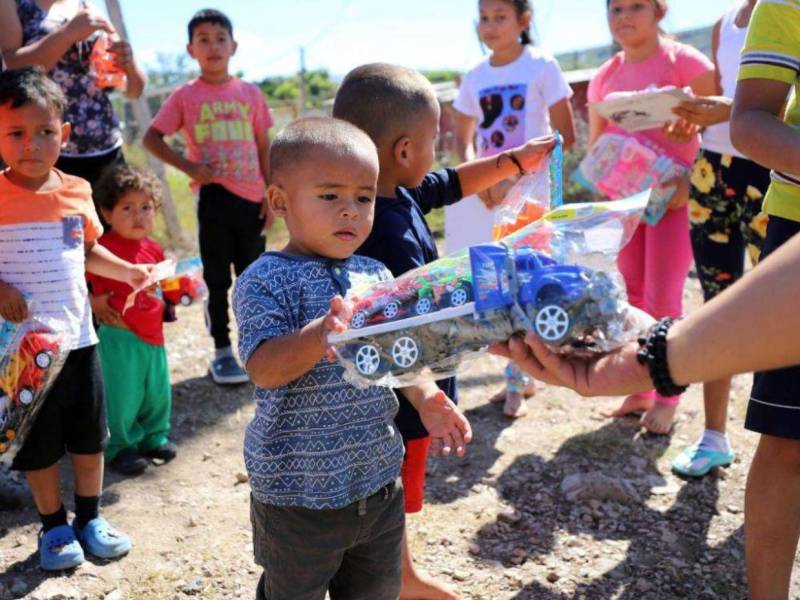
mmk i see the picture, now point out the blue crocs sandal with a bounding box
[671,445,734,477]
[73,516,131,559]
[39,524,84,571]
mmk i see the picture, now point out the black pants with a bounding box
[198,184,265,349]
[251,480,404,600]
[55,147,125,189]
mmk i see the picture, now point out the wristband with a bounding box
[636,317,688,397]
[496,151,526,176]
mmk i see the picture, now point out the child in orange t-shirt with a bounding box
[0,67,151,571]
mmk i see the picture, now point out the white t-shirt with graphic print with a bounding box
[446,46,572,253]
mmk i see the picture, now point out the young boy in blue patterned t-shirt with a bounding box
[233,117,472,600]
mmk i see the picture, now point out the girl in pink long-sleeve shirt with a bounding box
[588,0,715,434]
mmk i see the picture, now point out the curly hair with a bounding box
[94,164,163,213]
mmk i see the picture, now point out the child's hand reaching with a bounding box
[0,282,28,323]
[513,134,558,173]
[417,390,473,457]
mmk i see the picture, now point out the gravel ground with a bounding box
[0,277,796,599]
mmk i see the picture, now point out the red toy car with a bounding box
[0,330,59,406]
[161,274,204,307]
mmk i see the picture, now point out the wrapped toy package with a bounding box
[0,311,69,466]
[330,145,651,388]
[573,132,689,225]
[160,256,207,307]
[90,34,127,91]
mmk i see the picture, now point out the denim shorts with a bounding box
[251,478,404,600]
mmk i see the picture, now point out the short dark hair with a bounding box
[332,63,438,148]
[188,9,233,42]
[269,117,377,181]
[0,66,66,117]
[94,164,163,214]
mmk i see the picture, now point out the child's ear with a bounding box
[231,40,238,56]
[186,42,196,59]
[520,10,532,30]
[100,207,113,224]
[393,136,412,168]
[60,122,71,148]
[267,184,288,217]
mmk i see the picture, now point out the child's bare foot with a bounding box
[641,403,677,435]
[489,388,506,404]
[503,391,529,419]
[490,383,536,405]
[400,571,461,600]
[603,392,655,418]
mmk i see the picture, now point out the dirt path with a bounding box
[0,278,797,599]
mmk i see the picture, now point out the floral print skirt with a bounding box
[688,149,771,300]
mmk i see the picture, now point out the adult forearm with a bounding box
[3,27,75,71]
[731,109,800,175]
[246,321,327,388]
[123,63,146,99]
[668,233,800,384]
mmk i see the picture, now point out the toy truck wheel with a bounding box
[34,350,52,369]
[18,387,35,406]
[383,301,400,320]
[351,311,367,329]
[391,336,420,369]
[355,345,382,376]
[534,305,571,343]
[180,294,193,306]
[415,297,433,315]
[448,286,470,307]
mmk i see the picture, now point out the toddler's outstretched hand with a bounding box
[419,390,472,457]
[324,295,353,361]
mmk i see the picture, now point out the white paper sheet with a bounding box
[592,88,694,132]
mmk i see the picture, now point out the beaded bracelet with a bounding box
[496,151,526,176]
[636,317,688,398]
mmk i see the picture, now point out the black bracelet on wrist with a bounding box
[496,151,526,176]
[636,317,688,398]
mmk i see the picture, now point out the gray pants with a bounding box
[252,479,404,600]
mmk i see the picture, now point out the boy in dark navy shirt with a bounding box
[334,62,554,599]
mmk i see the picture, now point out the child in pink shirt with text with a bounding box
[588,0,715,434]
[144,9,272,386]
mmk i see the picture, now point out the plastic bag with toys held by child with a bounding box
[90,34,126,91]
[0,307,70,466]
[572,131,689,225]
[329,144,651,388]
[159,257,207,308]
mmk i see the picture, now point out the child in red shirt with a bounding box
[87,165,175,476]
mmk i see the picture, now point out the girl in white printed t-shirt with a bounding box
[450,0,576,417]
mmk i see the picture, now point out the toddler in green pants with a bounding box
[87,165,176,476]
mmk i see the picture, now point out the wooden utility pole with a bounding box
[105,0,187,246]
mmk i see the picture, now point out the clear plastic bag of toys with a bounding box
[0,310,70,466]
[159,256,207,308]
[572,132,689,225]
[329,186,652,388]
[493,137,563,240]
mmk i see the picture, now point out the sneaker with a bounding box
[209,355,249,385]
[109,448,148,476]
[671,444,734,478]
[142,441,178,463]
[39,524,84,570]
[73,516,131,559]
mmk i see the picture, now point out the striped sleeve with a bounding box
[739,0,800,84]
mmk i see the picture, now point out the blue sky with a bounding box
[100,0,740,80]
